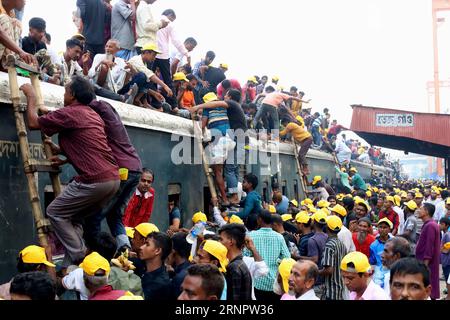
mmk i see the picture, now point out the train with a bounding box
[0,72,393,282]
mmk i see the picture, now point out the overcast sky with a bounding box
[22,0,449,142]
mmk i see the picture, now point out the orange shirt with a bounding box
[180,90,195,108]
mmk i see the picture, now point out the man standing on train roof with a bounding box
[348,167,367,191]
[279,117,313,170]
[20,76,120,267]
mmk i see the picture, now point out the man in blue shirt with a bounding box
[232,174,262,222]
[349,167,367,191]
[370,218,393,288]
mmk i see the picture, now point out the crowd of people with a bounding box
[0,0,448,302]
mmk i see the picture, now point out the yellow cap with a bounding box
[125,227,135,239]
[320,207,330,216]
[341,167,347,173]
[295,211,311,224]
[272,76,280,82]
[219,63,228,70]
[203,92,218,103]
[229,215,244,225]
[301,198,313,206]
[290,199,299,208]
[173,72,188,82]
[446,198,450,205]
[268,205,277,214]
[307,204,317,213]
[443,242,450,250]
[336,194,344,201]
[135,223,159,238]
[400,191,407,198]
[192,211,207,224]
[386,196,395,204]
[373,187,379,193]
[72,33,86,41]
[326,215,343,232]
[312,176,322,186]
[248,76,258,84]
[330,204,347,217]
[317,200,330,208]
[341,251,371,273]
[79,252,111,276]
[278,258,296,293]
[349,167,358,173]
[378,217,393,230]
[117,294,144,300]
[393,195,401,207]
[201,240,228,273]
[19,245,55,267]
[405,200,418,211]
[312,210,328,224]
[366,191,372,197]
[415,193,424,199]
[281,214,293,222]
[355,199,371,212]
[141,43,161,53]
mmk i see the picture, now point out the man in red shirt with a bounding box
[216,79,242,99]
[241,77,258,104]
[20,76,120,267]
[352,217,375,258]
[379,196,400,235]
[123,169,155,228]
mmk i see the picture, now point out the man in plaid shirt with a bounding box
[244,210,290,301]
[219,223,252,301]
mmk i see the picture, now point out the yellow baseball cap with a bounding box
[295,211,311,224]
[378,217,393,230]
[415,193,424,199]
[330,204,347,217]
[72,33,86,41]
[312,210,328,224]
[201,240,228,273]
[400,191,407,198]
[203,92,218,103]
[125,227,135,239]
[366,191,372,197]
[326,215,343,232]
[386,196,395,204]
[307,205,317,213]
[79,252,111,276]
[290,199,299,208]
[229,215,244,225]
[312,176,322,185]
[405,200,418,211]
[341,251,371,273]
[281,214,293,222]
[278,258,296,293]
[336,194,344,201]
[317,200,330,208]
[341,167,347,173]
[19,245,55,267]
[117,294,144,300]
[443,242,450,250]
[373,187,379,193]
[248,76,258,84]
[272,76,280,81]
[446,198,450,205]
[349,167,358,173]
[135,223,159,238]
[219,63,228,70]
[192,211,207,224]
[173,72,188,82]
[355,199,371,212]
[141,43,161,53]
[393,195,401,207]
[301,198,313,206]
[268,205,277,214]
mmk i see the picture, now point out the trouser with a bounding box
[443,265,450,284]
[297,137,313,166]
[253,103,279,133]
[254,288,281,301]
[93,84,122,102]
[152,58,176,107]
[84,171,141,249]
[224,163,239,194]
[85,43,105,56]
[119,72,151,95]
[46,179,120,266]
[311,126,321,145]
[116,49,136,61]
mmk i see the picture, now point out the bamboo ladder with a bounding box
[291,137,310,199]
[6,54,62,276]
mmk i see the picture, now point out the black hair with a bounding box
[299,91,305,96]
[356,190,367,199]
[16,258,43,273]
[245,214,259,231]
[68,75,96,105]
[346,262,365,277]
[206,51,216,59]
[323,108,329,113]
[29,17,46,31]
[185,264,224,298]
[261,75,268,80]
[147,232,173,261]
[290,86,298,92]
[342,197,355,211]
[66,38,83,50]
[243,173,258,189]
[247,103,257,110]
[271,214,283,225]
[422,203,435,217]
[389,257,430,287]
[171,232,191,260]
[204,234,221,241]
[221,80,231,90]
[185,37,198,46]
[440,217,450,226]
[226,89,241,103]
[441,190,449,200]
[10,271,56,300]
[186,73,196,81]
[162,9,176,18]
[314,112,320,117]
[45,33,51,43]
[258,210,273,225]
[327,195,336,202]
[87,232,117,261]
[280,117,290,125]
[142,167,154,181]
[218,224,247,249]
[265,86,275,93]
[386,237,412,258]
[183,64,192,74]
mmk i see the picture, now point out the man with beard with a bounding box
[352,217,375,258]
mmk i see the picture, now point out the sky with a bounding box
[21,0,449,157]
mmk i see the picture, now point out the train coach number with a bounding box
[375,114,414,127]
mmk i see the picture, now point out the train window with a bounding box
[262,181,269,203]
[293,180,299,201]
[168,183,182,219]
[282,180,287,196]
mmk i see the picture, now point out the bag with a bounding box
[207,135,236,164]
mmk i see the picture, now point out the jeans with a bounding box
[116,49,137,61]
[224,163,239,194]
[443,265,450,284]
[253,103,279,133]
[84,171,141,249]
[119,72,151,95]
[311,126,321,146]
[93,84,122,102]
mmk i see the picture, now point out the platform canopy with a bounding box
[350,105,450,159]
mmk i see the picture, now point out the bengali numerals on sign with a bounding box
[375,114,414,127]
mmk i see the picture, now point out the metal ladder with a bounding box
[6,54,62,274]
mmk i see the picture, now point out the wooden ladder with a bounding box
[6,55,62,275]
[291,137,310,199]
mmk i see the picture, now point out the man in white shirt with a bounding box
[331,204,356,253]
[393,195,405,234]
[170,37,197,75]
[288,260,320,300]
[135,0,169,52]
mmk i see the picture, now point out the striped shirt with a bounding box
[244,228,290,292]
[312,114,323,127]
[321,236,347,300]
[203,108,229,130]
